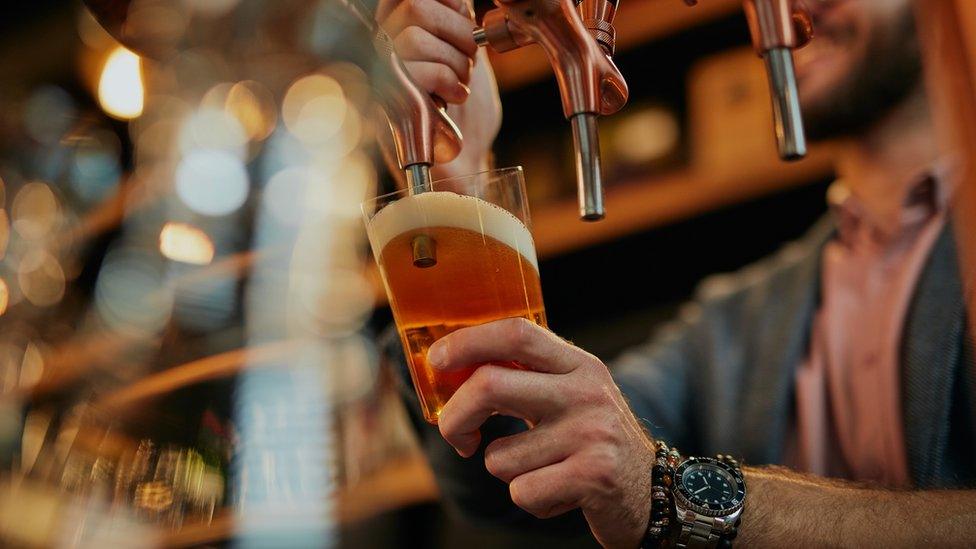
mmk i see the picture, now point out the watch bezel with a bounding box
[673,456,746,518]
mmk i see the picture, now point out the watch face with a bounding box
[675,457,745,517]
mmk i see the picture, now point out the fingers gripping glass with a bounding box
[362,167,547,423]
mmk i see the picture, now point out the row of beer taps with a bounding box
[378,0,815,220]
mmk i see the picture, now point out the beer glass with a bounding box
[362,167,546,423]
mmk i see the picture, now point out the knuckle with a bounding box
[435,63,457,87]
[582,418,614,445]
[403,0,425,18]
[576,352,604,374]
[585,448,621,493]
[576,378,608,407]
[470,365,502,399]
[400,25,425,45]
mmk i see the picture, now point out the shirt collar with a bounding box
[828,162,955,247]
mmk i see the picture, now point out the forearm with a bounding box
[739,466,976,548]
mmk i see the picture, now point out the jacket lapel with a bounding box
[740,216,835,464]
[901,224,966,487]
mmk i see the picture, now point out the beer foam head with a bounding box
[367,191,538,271]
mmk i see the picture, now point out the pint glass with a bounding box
[362,167,546,423]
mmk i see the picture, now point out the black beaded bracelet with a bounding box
[642,440,682,548]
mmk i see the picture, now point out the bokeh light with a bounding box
[24,86,77,145]
[202,81,278,143]
[12,182,60,241]
[263,167,309,226]
[307,151,376,220]
[178,106,248,159]
[0,278,8,317]
[159,222,215,265]
[94,247,172,336]
[17,250,66,307]
[282,74,347,146]
[611,106,680,164]
[175,149,249,216]
[66,129,122,204]
[0,210,10,260]
[98,47,145,120]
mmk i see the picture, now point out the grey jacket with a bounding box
[392,214,975,533]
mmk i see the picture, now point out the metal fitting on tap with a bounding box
[571,113,605,221]
[763,48,806,161]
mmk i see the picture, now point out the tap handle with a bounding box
[372,28,463,172]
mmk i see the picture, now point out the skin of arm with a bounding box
[428,318,976,548]
[739,467,976,548]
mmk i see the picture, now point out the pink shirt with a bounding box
[792,170,953,487]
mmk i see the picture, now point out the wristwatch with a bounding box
[671,455,746,548]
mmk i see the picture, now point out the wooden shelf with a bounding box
[488,0,743,89]
[530,146,836,256]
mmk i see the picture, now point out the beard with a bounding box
[802,7,924,141]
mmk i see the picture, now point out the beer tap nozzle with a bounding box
[743,0,813,161]
[473,0,628,222]
[764,47,805,160]
[684,0,812,161]
[571,113,605,220]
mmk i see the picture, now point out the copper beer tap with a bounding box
[371,29,464,194]
[473,0,629,221]
[685,0,813,161]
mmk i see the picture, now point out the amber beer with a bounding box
[366,187,545,423]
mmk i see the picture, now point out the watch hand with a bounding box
[693,485,710,495]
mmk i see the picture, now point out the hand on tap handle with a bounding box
[377,0,502,181]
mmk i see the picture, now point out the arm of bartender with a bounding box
[377,0,976,546]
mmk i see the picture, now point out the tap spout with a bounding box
[763,47,806,161]
[571,113,605,221]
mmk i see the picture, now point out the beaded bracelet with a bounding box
[642,439,683,548]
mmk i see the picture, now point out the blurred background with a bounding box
[1,0,951,547]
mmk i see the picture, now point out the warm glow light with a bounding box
[98,47,144,120]
[159,222,215,265]
[612,106,680,164]
[17,250,66,307]
[282,74,347,145]
[12,182,60,240]
[0,278,8,317]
